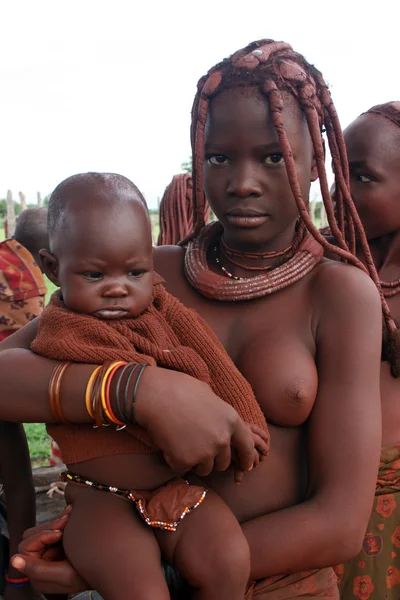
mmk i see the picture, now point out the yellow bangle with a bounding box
[100,361,126,422]
[85,366,102,419]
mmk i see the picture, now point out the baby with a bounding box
[32,172,269,600]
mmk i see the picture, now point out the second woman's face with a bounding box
[203,88,317,250]
[344,113,400,241]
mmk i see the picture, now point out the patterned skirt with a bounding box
[335,442,400,599]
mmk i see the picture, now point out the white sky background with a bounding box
[0,0,399,209]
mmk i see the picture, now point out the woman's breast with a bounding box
[233,323,318,427]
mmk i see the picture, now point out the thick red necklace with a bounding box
[184,222,324,301]
[219,221,306,273]
[380,279,400,298]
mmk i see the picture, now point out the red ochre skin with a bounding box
[334,102,400,600]
[0,40,382,597]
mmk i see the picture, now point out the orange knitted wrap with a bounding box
[32,275,268,464]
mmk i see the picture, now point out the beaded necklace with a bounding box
[184,222,324,301]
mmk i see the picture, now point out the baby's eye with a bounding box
[356,174,373,183]
[82,272,103,280]
[129,270,144,279]
[207,155,229,165]
[264,153,285,165]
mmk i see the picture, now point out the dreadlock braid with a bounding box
[157,174,210,246]
[183,39,400,376]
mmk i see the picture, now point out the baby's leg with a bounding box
[156,487,250,600]
[64,484,170,600]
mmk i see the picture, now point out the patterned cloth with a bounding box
[0,238,46,341]
[245,568,339,599]
[335,442,400,599]
[71,567,339,599]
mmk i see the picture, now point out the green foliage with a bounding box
[181,157,192,174]
[0,200,23,219]
[23,423,50,461]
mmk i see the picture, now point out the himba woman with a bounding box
[157,173,210,245]
[332,102,400,600]
[0,40,386,599]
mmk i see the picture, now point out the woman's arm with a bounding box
[0,422,35,559]
[242,265,382,579]
[0,321,256,472]
[0,423,37,599]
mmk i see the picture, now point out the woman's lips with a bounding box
[226,214,270,227]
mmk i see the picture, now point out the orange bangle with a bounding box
[100,362,126,424]
[49,362,71,423]
[85,366,102,419]
[105,363,126,426]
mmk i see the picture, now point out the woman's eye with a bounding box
[207,155,229,165]
[82,272,103,280]
[264,153,284,165]
[356,174,373,183]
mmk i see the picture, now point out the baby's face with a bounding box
[55,203,154,320]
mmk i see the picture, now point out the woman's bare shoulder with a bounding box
[312,258,381,320]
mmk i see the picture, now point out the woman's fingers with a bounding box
[16,530,64,559]
[22,508,70,540]
[213,445,232,472]
[193,458,215,477]
[11,555,87,595]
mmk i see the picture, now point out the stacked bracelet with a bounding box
[49,362,72,423]
[83,362,149,428]
[5,574,30,588]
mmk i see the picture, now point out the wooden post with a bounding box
[6,190,16,237]
[37,192,42,207]
[19,191,27,211]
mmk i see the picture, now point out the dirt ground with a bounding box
[33,465,66,523]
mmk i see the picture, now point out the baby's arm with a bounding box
[0,422,36,600]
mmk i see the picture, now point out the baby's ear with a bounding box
[39,249,60,286]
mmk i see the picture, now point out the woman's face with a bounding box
[344,113,400,241]
[203,88,317,251]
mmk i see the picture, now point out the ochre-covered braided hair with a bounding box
[364,101,400,127]
[182,39,400,376]
[158,173,210,245]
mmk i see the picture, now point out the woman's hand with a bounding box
[134,367,258,476]
[10,508,88,596]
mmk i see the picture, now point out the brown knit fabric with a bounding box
[32,275,267,464]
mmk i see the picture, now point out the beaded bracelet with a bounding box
[49,362,72,423]
[5,574,30,588]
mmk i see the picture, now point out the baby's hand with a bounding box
[234,423,269,484]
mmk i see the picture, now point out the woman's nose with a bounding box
[226,163,263,198]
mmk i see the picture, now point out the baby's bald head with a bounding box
[48,172,150,253]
